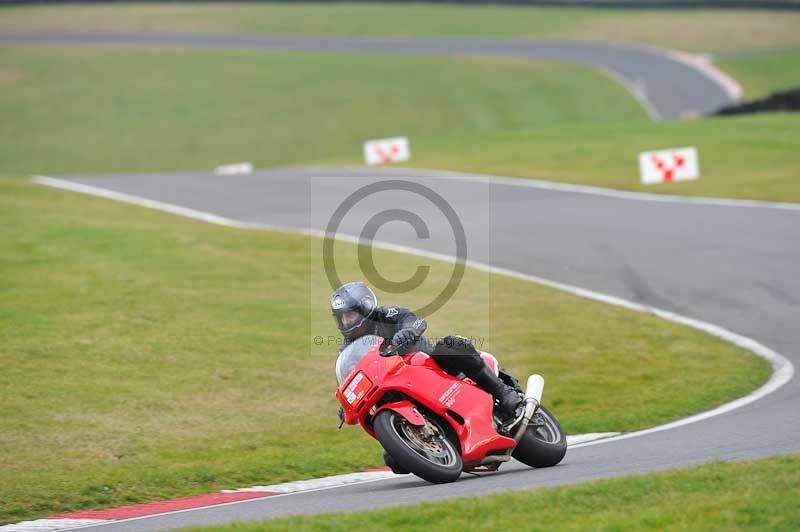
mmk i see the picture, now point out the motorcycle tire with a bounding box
[512,405,567,468]
[373,409,462,484]
[383,451,410,475]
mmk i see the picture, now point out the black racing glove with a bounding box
[392,328,417,347]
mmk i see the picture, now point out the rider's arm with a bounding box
[373,306,427,338]
[400,313,427,339]
[372,306,427,348]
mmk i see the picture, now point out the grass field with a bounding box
[0,177,770,523]
[1,47,798,203]
[0,47,645,177]
[2,2,800,53]
[718,49,800,99]
[382,113,800,202]
[186,452,800,531]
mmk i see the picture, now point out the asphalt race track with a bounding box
[36,166,799,531]
[0,33,738,119]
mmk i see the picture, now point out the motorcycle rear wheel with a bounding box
[512,405,567,468]
[374,409,462,484]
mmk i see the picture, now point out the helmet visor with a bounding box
[337,310,362,329]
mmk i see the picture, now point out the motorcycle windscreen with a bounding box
[335,334,383,386]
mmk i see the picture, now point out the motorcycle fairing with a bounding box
[338,344,516,464]
[373,400,426,426]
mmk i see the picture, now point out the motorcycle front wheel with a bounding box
[512,405,567,468]
[373,409,462,484]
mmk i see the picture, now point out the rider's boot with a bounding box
[470,364,523,417]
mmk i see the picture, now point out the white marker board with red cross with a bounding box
[363,136,410,166]
[638,147,699,185]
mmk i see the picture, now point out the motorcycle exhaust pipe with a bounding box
[513,374,545,444]
[525,374,545,404]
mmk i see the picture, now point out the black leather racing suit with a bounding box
[344,305,488,380]
[345,306,521,473]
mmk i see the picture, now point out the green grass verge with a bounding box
[378,113,800,203]
[0,178,770,523]
[0,47,646,177]
[2,46,798,204]
[185,453,800,531]
[2,2,800,53]
[718,49,800,99]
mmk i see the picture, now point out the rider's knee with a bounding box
[432,335,484,374]
[433,335,480,356]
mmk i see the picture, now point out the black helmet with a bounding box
[331,282,378,340]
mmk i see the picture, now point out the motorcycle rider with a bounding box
[331,281,522,416]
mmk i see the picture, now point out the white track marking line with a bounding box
[566,432,620,446]
[222,470,398,494]
[667,50,743,102]
[30,176,265,229]
[594,40,743,103]
[0,520,107,532]
[594,67,660,121]
[3,426,743,532]
[31,174,794,443]
[223,434,619,493]
[63,477,411,531]
[393,168,800,211]
[0,432,721,531]
[9,477,401,531]
[6,433,621,530]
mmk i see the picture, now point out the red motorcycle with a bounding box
[335,335,567,484]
